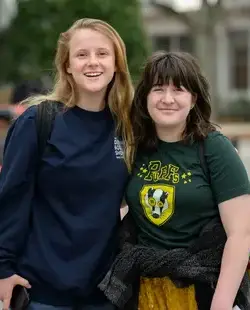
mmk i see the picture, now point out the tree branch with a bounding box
[150,0,195,28]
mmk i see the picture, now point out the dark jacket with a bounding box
[99,214,250,310]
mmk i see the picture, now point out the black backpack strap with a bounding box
[198,140,211,184]
[35,100,63,155]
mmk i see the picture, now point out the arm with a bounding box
[211,195,250,309]
[0,106,38,278]
[204,132,250,309]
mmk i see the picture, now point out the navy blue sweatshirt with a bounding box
[0,104,128,305]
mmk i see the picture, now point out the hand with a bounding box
[0,274,31,310]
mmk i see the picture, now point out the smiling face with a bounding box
[147,80,195,130]
[131,51,213,150]
[67,28,116,96]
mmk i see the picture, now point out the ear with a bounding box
[66,66,72,74]
[191,94,197,109]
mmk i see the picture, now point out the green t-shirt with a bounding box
[125,131,250,249]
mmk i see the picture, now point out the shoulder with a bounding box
[205,130,230,144]
[203,130,244,174]
[14,100,63,124]
[13,105,38,124]
[204,130,235,153]
[2,105,39,162]
[202,132,250,203]
[5,105,38,145]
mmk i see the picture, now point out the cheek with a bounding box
[105,58,116,73]
[147,96,154,118]
[178,94,192,112]
[147,97,159,122]
[176,105,191,122]
[177,108,190,121]
[69,58,84,73]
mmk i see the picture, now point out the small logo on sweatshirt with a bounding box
[114,137,124,159]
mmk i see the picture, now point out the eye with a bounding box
[152,86,163,92]
[157,201,163,208]
[148,197,156,207]
[98,50,109,57]
[173,86,183,92]
[77,52,87,57]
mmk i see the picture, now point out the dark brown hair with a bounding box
[131,51,216,153]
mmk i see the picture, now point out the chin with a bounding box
[156,117,180,126]
[157,121,184,129]
[83,85,107,93]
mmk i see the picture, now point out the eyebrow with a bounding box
[74,47,111,54]
[76,47,111,51]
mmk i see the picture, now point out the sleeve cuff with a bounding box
[216,183,250,204]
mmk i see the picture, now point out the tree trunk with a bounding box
[192,29,218,120]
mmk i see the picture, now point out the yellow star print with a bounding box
[183,171,192,184]
[181,173,187,179]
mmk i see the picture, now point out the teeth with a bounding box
[85,73,102,77]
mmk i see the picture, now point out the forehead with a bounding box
[150,59,191,89]
[69,28,114,51]
[152,73,184,88]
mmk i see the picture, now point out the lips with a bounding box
[158,109,178,111]
[84,72,102,77]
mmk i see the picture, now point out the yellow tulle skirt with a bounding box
[139,270,250,310]
[139,277,198,310]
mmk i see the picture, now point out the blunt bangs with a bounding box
[145,52,197,95]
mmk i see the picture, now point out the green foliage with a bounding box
[0,0,149,84]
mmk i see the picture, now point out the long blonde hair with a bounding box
[23,18,135,170]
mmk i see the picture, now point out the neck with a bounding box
[156,123,185,143]
[76,90,106,112]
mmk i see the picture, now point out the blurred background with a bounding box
[0,0,250,175]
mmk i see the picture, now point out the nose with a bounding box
[162,90,174,104]
[88,53,99,66]
[152,207,161,218]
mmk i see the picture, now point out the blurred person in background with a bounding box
[10,79,48,105]
[10,79,49,117]
[0,79,45,166]
[0,18,134,310]
[0,109,13,169]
